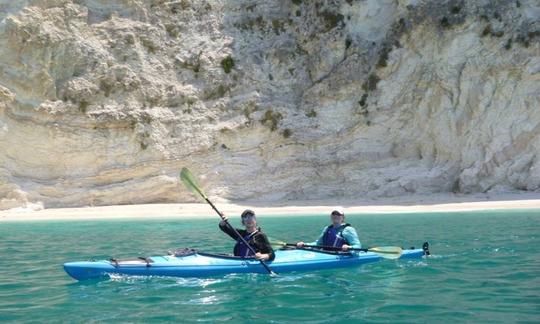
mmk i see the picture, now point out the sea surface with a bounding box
[1,210,539,323]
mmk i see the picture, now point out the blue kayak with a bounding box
[64,244,429,280]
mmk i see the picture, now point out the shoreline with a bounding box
[1,192,539,222]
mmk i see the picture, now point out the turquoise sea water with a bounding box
[1,210,539,323]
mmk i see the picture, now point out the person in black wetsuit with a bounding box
[219,209,275,261]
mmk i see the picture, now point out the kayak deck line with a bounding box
[64,242,430,281]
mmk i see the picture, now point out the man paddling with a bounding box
[219,209,275,261]
[297,207,361,251]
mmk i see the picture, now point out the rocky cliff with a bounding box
[0,0,539,210]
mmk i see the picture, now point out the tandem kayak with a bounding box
[64,243,430,280]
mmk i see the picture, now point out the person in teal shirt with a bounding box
[297,207,361,251]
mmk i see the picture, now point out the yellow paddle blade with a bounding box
[368,246,403,259]
[269,238,287,247]
[179,167,207,200]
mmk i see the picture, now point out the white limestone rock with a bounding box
[0,0,538,209]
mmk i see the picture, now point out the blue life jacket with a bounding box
[322,223,350,248]
[234,230,258,257]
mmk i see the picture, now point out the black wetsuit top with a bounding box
[219,222,275,261]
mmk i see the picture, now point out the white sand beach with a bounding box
[1,192,539,222]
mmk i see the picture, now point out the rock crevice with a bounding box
[0,0,539,209]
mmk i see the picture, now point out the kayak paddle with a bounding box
[270,240,403,259]
[179,167,277,276]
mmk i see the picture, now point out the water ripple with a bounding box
[1,211,539,322]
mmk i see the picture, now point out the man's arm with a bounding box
[342,226,361,249]
[308,227,328,246]
[255,233,275,261]
[219,220,243,240]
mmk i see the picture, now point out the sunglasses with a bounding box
[331,212,344,216]
[242,214,256,219]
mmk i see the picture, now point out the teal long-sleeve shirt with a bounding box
[309,225,362,249]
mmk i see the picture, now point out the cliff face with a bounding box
[0,0,539,210]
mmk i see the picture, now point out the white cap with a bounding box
[331,207,345,216]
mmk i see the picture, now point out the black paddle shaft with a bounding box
[203,197,276,275]
[285,243,368,252]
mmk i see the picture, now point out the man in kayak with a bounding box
[296,207,361,251]
[219,209,275,261]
